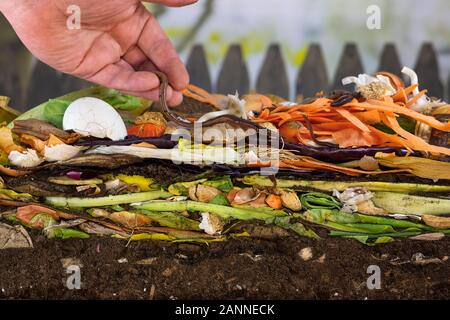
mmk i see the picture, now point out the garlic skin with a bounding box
[8,149,44,168]
[63,97,127,141]
[333,187,373,213]
[401,67,430,112]
[199,212,224,235]
[44,144,82,162]
[197,92,247,122]
[279,190,302,211]
[188,185,221,202]
[342,74,396,97]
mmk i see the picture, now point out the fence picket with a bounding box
[59,74,91,94]
[378,43,402,77]
[186,44,212,92]
[333,43,364,91]
[256,44,289,99]
[26,61,66,108]
[296,43,329,99]
[414,43,443,99]
[448,72,450,101]
[0,42,30,111]
[217,44,250,95]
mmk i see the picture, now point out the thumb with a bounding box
[142,0,199,8]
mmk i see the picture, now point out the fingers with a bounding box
[123,87,184,107]
[141,0,199,8]
[121,53,184,106]
[122,46,148,69]
[137,13,190,91]
[86,60,161,92]
[87,59,183,106]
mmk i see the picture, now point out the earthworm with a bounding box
[154,71,262,131]
[302,115,338,148]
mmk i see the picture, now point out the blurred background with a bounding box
[1,0,450,110]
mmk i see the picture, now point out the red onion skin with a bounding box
[66,171,82,180]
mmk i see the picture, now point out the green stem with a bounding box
[241,175,450,193]
[46,191,173,208]
[135,201,288,221]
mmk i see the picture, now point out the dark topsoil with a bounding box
[0,233,448,300]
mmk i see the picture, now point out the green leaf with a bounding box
[344,235,394,246]
[300,192,342,210]
[204,176,233,192]
[43,99,71,128]
[101,91,144,111]
[0,189,34,201]
[339,223,396,234]
[9,86,150,128]
[373,115,416,134]
[168,179,207,196]
[49,228,90,239]
[138,210,200,230]
[305,209,437,232]
[209,194,230,206]
[108,205,125,212]
[127,233,175,241]
[329,230,422,238]
[136,200,287,221]
[325,221,395,234]
[268,216,320,239]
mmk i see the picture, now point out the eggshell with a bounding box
[63,97,127,141]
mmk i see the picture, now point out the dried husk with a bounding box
[422,214,450,229]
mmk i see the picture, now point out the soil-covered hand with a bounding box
[0,0,197,105]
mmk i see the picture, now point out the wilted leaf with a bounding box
[138,210,200,230]
[108,211,152,228]
[48,228,90,239]
[0,223,33,249]
[410,233,445,241]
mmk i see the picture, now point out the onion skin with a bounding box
[66,171,82,180]
[375,71,405,91]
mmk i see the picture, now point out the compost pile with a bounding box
[1,67,450,246]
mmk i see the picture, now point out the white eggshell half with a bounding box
[63,97,127,141]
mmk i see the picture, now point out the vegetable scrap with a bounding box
[1,66,450,245]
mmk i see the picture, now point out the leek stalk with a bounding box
[46,191,172,208]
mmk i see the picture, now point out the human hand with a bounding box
[0,0,197,105]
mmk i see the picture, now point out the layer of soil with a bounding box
[0,232,448,299]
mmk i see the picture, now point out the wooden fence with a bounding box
[0,42,447,111]
[186,42,445,100]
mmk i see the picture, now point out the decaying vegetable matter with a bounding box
[1,67,450,245]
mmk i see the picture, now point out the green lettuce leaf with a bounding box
[43,99,71,128]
